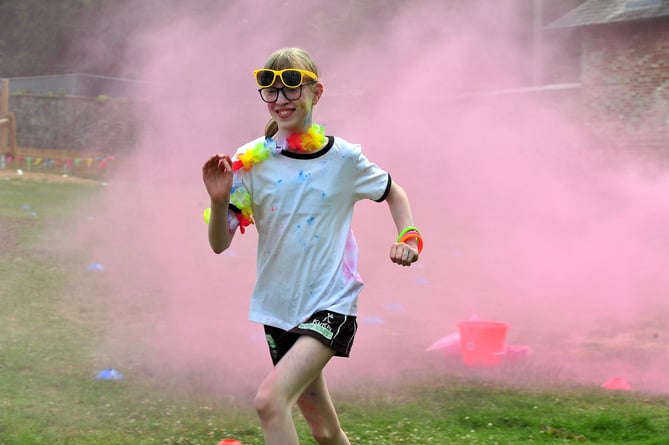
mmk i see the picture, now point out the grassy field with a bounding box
[1,172,669,445]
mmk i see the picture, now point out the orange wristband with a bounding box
[398,232,423,254]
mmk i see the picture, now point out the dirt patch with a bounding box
[0,169,103,185]
[0,215,37,254]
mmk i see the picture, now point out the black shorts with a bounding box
[264,311,358,365]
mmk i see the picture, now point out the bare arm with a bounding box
[385,181,420,266]
[202,154,235,253]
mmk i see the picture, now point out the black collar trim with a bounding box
[280,136,334,159]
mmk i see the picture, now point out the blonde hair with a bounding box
[263,48,320,138]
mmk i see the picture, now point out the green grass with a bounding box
[1,174,669,444]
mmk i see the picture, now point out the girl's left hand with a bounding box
[390,242,419,266]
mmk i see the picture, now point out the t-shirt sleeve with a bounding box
[351,145,392,202]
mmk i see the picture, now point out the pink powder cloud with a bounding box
[91,1,669,395]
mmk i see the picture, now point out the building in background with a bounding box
[548,0,669,156]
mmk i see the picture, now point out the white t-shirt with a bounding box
[230,135,391,330]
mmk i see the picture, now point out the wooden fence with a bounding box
[0,79,17,158]
[0,78,115,176]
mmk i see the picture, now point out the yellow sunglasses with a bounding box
[254,68,318,88]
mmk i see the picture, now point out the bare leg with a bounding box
[254,336,336,445]
[297,373,350,445]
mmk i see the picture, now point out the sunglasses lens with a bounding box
[281,70,303,87]
[256,70,275,87]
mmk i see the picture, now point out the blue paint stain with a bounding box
[306,216,315,225]
[296,170,311,182]
[276,179,283,184]
[296,224,301,230]
[321,192,326,200]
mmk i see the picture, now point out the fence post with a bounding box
[1,79,8,153]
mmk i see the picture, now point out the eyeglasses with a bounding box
[258,82,315,103]
[254,68,318,88]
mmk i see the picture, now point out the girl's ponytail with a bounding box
[264,119,278,139]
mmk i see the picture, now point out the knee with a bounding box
[254,384,291,423]
[253,388,277,421]
[311,428,335,444]
[311,423,345,445]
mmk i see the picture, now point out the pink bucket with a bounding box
[457,321,509,366]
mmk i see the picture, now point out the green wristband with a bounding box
[397,226,420,242]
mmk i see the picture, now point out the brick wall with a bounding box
[580,18,669,157]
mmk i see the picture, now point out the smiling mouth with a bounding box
[276,109,294,118]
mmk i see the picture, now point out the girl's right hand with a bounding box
[202,154,234,203]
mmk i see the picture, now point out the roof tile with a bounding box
[547,0,669,28]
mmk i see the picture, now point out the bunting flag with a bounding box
[0,153,115,172]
